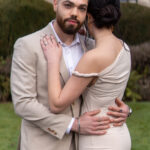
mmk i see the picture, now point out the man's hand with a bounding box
[107,98,129,126]
[72,110,110,135]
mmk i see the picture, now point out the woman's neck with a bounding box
[92,27,113,47]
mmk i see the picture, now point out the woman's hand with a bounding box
[40,34,62,65]
[107,98,129,126]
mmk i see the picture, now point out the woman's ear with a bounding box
[87,13,94,24]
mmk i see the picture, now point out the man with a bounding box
[11,0,131,150]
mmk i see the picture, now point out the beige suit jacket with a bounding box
[11,22,95,150]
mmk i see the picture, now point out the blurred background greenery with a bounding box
[0,0,150,150]
[1,102,150,150]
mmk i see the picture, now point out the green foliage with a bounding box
[127,102,150,150]
[0,75,10,102]
[0,57,11,102]
[115,3,150,45]
[0,103,21,150]
[0,0,55,102]
[1,0,150,102]
[125,70,142,102]
[0,0,55,58]
[1,102,150,150]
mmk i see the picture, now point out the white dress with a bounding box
[72,43,131,150]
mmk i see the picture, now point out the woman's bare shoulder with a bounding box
[75,36,123,74]
[75,48,107,73]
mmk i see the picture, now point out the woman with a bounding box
[41,0,131,149]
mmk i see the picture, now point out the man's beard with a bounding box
[57,15,83,35]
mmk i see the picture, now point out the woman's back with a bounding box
[72,42,131,150]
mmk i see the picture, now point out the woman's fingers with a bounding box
[40,34,62,63]
[50,34,59,47]
[45,35,51,45]
[40,39,46,50]
[41,34,57,49]
[43,35,49,46]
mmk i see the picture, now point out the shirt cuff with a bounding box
[66,118,75,134]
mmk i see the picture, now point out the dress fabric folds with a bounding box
[72,44,131,150]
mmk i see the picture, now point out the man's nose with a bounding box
[71,7,78,17]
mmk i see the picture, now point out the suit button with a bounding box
[51,130,55,133]
[48,128,52,132]
[48,128,57,135]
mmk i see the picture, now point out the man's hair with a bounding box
[87,0,121,29]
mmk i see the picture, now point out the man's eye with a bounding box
[64,4,72,9]
[79,7,87,12]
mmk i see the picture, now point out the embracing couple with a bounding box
[11,0,132,150]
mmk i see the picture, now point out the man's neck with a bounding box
[53,21,75,46]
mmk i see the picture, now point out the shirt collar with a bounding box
[50,20,80,47]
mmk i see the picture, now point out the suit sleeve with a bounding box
[11,38,72,139]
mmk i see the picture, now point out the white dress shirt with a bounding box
[50,20,84,133]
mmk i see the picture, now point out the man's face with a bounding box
[53,0,88,34]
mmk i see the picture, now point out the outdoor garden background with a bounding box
[0,0,150,150]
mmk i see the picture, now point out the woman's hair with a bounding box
[87,0,121,29]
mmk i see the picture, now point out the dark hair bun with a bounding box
[88,0,121,28]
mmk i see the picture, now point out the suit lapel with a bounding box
[42,22,70,84]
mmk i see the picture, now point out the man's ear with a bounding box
[53,0,58,12]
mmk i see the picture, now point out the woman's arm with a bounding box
[48,67,93,113]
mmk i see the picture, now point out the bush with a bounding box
[130,42,150,71]
[0,56,11,102]
[0,0,55,58]
[124,70,142,102]
[115,3,150,45]
[0,0,55,102]
[130,42,150,101]
[124,68,150,102]
[0,1,150,102]
[116,3,150,101]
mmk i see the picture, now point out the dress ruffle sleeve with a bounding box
[72,71,99,77]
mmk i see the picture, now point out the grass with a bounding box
[0,103,21,150]
[127,102,150,150]
[0,102,150,150]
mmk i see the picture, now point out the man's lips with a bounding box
[67,20,78,25]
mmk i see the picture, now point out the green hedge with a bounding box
[0,0,55,102]
[1,2,150,57]
[0,0,55,58]
[116,3,150,102]
[0,1,150,102]
[0,56,11,102]
[115,3,150,45]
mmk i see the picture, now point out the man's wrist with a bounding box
[71,118,79,133]
[66,118,75,134]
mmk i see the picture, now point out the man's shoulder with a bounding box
[15,23,49,45]
[15,28,43,43]
[13,23,51,56]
